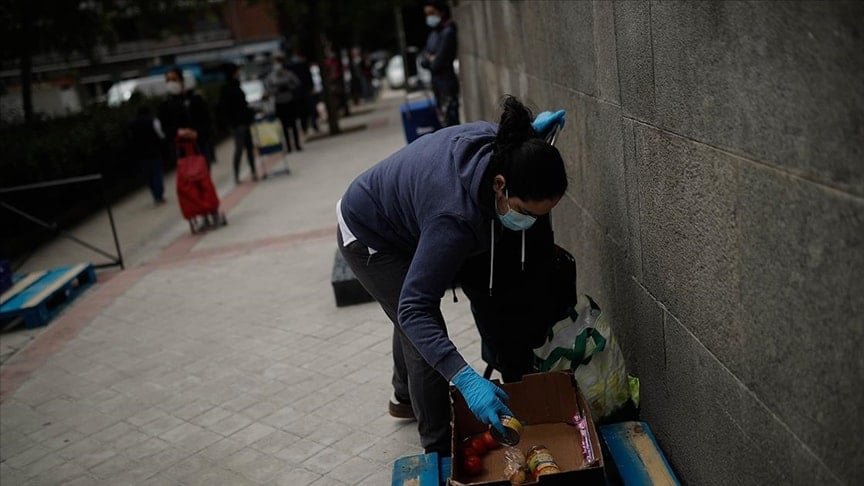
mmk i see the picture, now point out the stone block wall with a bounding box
[455,1,864,484]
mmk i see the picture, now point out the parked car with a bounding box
[385,48,431,90]
[384,48,459,91]
[106,71,196,106]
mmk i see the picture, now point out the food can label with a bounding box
[527,449,558,476]
[491,415,523,445]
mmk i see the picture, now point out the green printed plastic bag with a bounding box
[534,294,631,419]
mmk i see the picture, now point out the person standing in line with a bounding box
[157,68,214,166]
[336,96,568,455]
[127,105,167,205]
[287,50,315,136]
[421,0,460,127]
[265,54,303,152]
[218,63,257,183]
[308,62,323,133]
[324,46,351,117]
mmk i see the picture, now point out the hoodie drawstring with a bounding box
[489,220,495,296]
[521,230,526,271]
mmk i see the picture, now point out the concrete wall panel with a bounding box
[649,1,864,195]
[621,118,644,282]
[458,54,482,122]
[541,0,595,95]
[737,164,864,481]
[612,0,656,120]
[518,1,552,82]
[592,0,620,104]
[454,2,479,57]
[483,0,525,68]
[645,313,841,485]
[611,277,664,385]
[579,100,628,247]
[635,126,743,375]
[551,195,616,308]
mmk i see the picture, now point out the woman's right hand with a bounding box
[451,365,512,433]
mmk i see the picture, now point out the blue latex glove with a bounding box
[532,109,566,137]
[451,365,512,434]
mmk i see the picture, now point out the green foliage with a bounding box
[257,0,414,53]
[0,0,216,63]
[1,100,148,186]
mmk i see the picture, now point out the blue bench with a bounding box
[391,452,451,486]
[600,421,680,486]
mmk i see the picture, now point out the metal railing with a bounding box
[0,174,124,271]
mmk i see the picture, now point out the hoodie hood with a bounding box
[340,121,498,255]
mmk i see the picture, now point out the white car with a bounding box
[385,53,431,90]
[106,71,197,106]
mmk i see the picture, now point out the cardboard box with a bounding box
[449,371,604,485]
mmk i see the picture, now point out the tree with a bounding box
[255,0,416,135]
[0,1,211,125]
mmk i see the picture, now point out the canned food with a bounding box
[490,415,523,446]
[526,445,560,477]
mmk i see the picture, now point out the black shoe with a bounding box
[389,395,415,420]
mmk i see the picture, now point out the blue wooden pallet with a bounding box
[0,263,97,329]
[392,452,451,486]
[600,422,680,486]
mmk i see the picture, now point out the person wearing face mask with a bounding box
[336,95,567,456]
[157,67,215,166]
[420,0,460,127]
[265,54,303,153]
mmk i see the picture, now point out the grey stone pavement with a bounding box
[0,90,489,485]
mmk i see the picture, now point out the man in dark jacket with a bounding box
[265,54,303,152]
[218,63,257,183]
[421,0,460,126]
[158,67,215,165]
[127,105,167,204]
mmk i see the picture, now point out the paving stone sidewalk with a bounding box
[0,92,488,485]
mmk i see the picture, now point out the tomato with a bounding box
[462,443,479,458]
[468,436,487,456]
[463,454,484,476]
[481,430,500,450]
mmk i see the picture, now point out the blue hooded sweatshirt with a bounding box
[340,121,499,381]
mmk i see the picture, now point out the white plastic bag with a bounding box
[534,294,630,419]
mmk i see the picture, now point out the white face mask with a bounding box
[165,81,182,95]
[426,15,441,28]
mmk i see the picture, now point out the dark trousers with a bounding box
[231,125,256,181]
[432,85,460,127]
[275,103,302,152]
[337,231,452,455]
[138,157,164,202]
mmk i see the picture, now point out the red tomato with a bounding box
[463,454,484,476]
[482,430,500,450]
[462,444,479,458]
[468,436,488,456]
